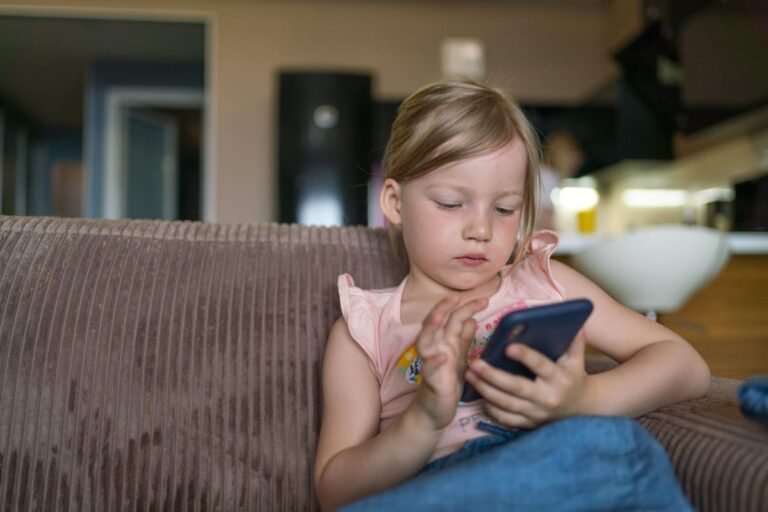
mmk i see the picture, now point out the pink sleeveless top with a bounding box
[337,231,566,461]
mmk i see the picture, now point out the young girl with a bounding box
[314,79,710,511]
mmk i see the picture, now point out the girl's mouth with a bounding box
[457,254,487,266]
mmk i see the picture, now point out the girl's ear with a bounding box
[379,178,403,226]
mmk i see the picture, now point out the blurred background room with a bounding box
[1,0,766,377]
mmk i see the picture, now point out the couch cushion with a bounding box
[639,377,768,512]
[0,216,405,511]
[588,355,768,511]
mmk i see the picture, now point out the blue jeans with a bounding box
[339,416,692,512]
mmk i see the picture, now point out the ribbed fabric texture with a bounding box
[639,382,768,512]
[0,216,405,511]
[1,216,766,511]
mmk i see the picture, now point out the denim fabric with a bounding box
[339,416,692,512]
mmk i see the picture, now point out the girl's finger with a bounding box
[483,403,538,429]
[460,318,477,342]
[467,359,538,400]
[559,333,586,369]
[450,318,477,370]
[429,294,461,320]
[443,297,487,337]
[506,343,558,380]
[465,370,540,418]
[421,351,448,373]
[418,295,461,352]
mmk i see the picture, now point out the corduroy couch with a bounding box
[0,216,766,511]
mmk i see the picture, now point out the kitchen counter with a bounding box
[554,231,768,255]
[725,232,768,254]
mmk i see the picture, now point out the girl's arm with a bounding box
[313,318,442,511]
[315,296,484,511]
[552,260,710,416]
[465,261,710,426]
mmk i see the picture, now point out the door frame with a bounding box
[105,87,203,219]
[121,108,179,220]
[0,5,216,220]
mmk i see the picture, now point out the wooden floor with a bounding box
[658,255,768,381]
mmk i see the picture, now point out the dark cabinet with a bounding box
[277,71,372,226]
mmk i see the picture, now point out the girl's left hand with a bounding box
[464,334,593,429]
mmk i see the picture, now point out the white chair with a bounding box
[570,225,730,320]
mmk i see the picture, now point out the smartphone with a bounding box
[460,299,593,404]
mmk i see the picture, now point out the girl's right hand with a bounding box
[410,295,488,431]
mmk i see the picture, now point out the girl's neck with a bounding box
[399,271,502,325]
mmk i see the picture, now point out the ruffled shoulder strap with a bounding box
[337,274,395,376]
[527,229,559,257]
[505,230,566,299]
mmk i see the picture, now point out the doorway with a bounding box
[105,88,204,220]
[0,11,210,220]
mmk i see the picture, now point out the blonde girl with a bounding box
[314,79,708,511]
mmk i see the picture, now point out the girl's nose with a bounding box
[463,211,492,241]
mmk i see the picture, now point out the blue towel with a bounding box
[737,376,768,425]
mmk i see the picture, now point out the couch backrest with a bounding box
[0,216,406,511]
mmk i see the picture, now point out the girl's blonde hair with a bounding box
[383,78,542,265]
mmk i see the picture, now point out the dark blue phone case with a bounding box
[460,299,593,404]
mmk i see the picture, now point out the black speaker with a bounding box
[277,71,372,226]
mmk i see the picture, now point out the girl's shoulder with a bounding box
[336,274,407,375]
[337,273,404,336]
[337,273,403,317]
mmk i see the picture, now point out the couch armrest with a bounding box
[640,378,768,512]
[587,356,768,511]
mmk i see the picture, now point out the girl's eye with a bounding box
[495,207,515,215]
[436,201,461,210]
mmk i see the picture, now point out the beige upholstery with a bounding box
[0,216,766,511]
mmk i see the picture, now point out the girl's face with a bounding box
[381,139,528,294]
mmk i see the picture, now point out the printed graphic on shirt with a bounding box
[397,346,423,384]
[396,300,529,384]
[457,411,490,432]
[466,300,528,365]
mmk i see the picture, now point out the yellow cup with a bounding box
[577,208,596,233]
